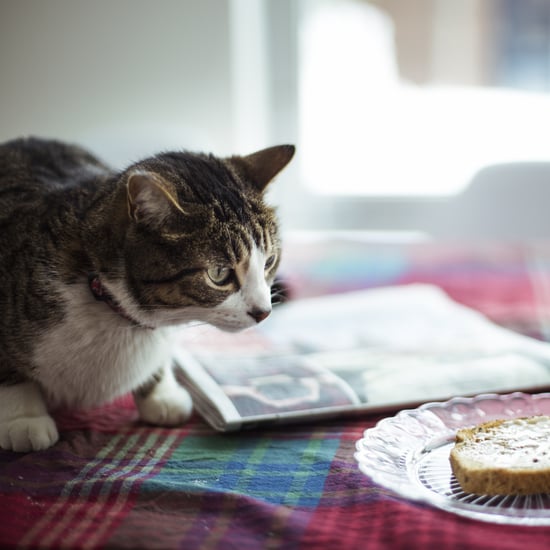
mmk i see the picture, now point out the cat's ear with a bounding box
[228,145,295,192]
[126,171,184,226]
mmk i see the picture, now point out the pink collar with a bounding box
[88,273,154,330]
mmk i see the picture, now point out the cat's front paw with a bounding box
[136,384,193,427]
[0,415,59,452]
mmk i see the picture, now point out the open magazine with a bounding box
[174,284,550,431]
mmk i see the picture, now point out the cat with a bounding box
[0,137,294,452]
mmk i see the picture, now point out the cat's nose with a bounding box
[248,308,271,323]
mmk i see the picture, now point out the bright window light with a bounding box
[298,0,550,197]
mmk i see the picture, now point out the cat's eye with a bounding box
[265,254,277,270]
[207,266,233,286]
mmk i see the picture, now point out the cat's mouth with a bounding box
[208,312,269,333]
[143,304,264,332]
[208,318,259,333]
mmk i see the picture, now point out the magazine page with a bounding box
[174,284,550,430]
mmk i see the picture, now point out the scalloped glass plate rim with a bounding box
[354,392,550,525]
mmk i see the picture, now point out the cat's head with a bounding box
[106,145,294,332]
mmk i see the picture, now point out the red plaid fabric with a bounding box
[2,240,550,549]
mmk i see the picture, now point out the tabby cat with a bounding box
[0,137,294,452]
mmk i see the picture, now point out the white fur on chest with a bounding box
[32,282,173,409]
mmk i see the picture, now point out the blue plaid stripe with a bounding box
[141,432,340,507]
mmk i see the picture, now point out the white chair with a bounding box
[431,162,550,239]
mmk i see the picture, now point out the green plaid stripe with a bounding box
[142,432,340,507]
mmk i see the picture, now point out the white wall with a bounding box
[0,0,300,231]
[0,0,236,167]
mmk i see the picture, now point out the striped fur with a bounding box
[0,137,294,451]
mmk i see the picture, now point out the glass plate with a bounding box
[354,392,550,525]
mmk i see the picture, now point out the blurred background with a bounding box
[2,0,550,237]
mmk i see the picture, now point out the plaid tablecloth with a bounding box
[2,238,550,549]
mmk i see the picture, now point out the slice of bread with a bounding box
[449,416,550,496]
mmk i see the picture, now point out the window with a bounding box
[233,0,550,233]
[298,0,550,197]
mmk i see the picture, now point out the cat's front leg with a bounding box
[0,381,59,452]
[133,364,193,426]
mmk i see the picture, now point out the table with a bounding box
[2,237,550,549]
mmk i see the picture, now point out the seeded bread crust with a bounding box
[449,416,550,496]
